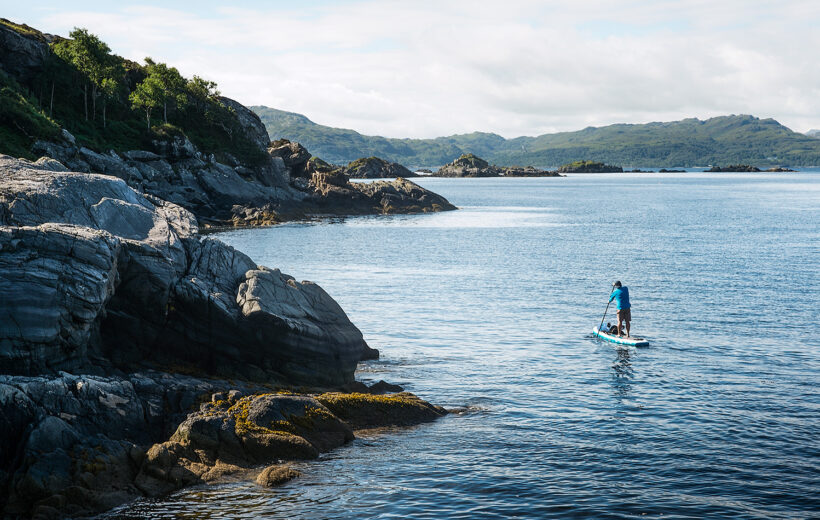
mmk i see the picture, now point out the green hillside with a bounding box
[253,106,820,168]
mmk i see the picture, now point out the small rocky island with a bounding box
[345,156,418,178]
[432,154,562,177]
[556,160,623,173]
[706,165,796,172]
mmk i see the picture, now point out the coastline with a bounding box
[0,155,449,518]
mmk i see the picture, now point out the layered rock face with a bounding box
[0,154,376,385]
[345,156,418,179]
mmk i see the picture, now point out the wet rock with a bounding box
[368,380,404,394]
[135,393,353,495]
[256,465,300,487]
[316,392,448,430]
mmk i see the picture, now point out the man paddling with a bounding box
[609,281,631,337]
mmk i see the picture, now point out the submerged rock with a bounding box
[0,155,375,384]
[256,465,300,487]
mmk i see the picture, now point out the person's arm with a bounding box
[609,288,618,302]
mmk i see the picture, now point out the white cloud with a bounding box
[21,0,820,137]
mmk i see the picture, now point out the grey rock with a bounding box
[0,155,373,385]
[268,139,311,176]
[60,129,76,146]
[0,22,49,85]
[219,96,271,153]
[31,157,67,172]
[123,150,161,162]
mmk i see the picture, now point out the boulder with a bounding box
[345,156,417,179]
[0,155,374,385]
[256,465,300,487]
[268,139,311,177]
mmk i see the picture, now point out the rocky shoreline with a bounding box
[0,155,448,519]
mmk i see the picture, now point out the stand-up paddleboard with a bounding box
[593,326,650,347]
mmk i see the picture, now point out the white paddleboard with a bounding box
[593,326,650,347]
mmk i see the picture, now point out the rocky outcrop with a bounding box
[0,371,235,518]
[433,154,562,178]
[705,164,761,172]
[765,167,796,172]
[0,20,54,85]
[0,155,376,385]
[268,139,311,178]
[501,166,562,177]
[432,153,501,177]
[305,177,456,214]
[136,390,446,497]
[345,156,418,178]
[0,371,443,518]
[556,160,623,173]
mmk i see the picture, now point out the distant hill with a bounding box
[253,107,820,168]
[806,129,820,138]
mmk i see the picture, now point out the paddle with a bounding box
[597,283,616,335]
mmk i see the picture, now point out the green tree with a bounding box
[144,58,187,123]
[186,75,220,112]
[53,28,112,121]
[129,74,163,128]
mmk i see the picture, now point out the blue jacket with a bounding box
[609,287,631,310]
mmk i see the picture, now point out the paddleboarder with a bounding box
[609,281,631,337]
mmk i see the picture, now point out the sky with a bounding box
[5,0,820,138]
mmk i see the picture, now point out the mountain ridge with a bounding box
[253,107,820,168]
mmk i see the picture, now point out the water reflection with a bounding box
[610,347,634,400]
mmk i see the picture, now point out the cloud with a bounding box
[19,0,820,137]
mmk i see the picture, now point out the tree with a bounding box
[143,58,187,124]
[186,75,220,113]
[53,28,112,121]
[129,74,163,129]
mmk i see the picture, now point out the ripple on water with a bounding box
[106,173,820,519]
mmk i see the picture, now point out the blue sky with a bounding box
[6,1,820,137]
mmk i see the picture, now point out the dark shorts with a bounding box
[617,308,631,322]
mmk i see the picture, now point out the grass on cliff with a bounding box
[0,72,60,159]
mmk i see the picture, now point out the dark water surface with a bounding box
[107,172,819,519]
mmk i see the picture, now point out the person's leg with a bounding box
[616,310,623,336]
[624,309,631,337]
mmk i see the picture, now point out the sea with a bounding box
[105,171,819,519]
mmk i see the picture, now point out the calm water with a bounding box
[108,172,819,519]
